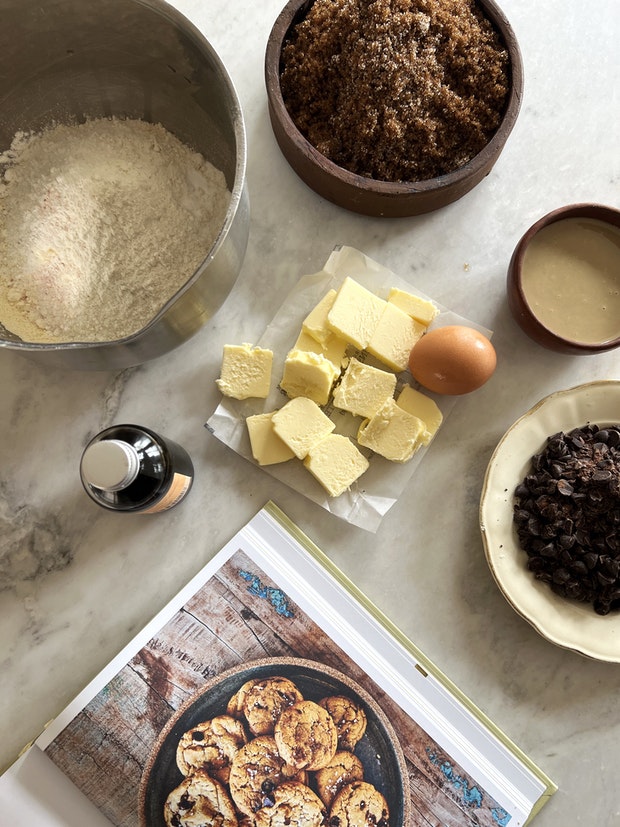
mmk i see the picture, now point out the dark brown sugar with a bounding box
[279,0,510,183]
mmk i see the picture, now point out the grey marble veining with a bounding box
[1,1,620,824]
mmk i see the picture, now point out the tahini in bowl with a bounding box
[507,203,620,355]
[265,0,523,218]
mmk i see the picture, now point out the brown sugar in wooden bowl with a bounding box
[507,203,620,355]
[265,0,523,217]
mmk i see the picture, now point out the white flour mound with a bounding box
[0,118,231,343]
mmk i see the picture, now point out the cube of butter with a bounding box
[272,397,335,459]
[388,287,439,325]
[294,330,348,373]
[246,412,295,466]
[396,385,443,446]
[327,276,387,349]
[216,343,273,400]
[332,357,396,418]
[280,349,340,406]
[304,434,370,498]
[367,301,426,372]
[357,398,425,462]
[302,289,337,345]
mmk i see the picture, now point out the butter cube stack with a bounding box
[215,276,444,499]
[324,278,432,372]
[272,397,335,459]
[357,398,425,463]
[280,349,339,406]
[216,343,273,400]
[246,412,295,466]
[332,357,396,418]
[246,396,369,497]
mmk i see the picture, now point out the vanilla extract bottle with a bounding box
[80,424,194,513]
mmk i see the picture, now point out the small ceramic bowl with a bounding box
[265,0,523,218]
[507,203,620,355]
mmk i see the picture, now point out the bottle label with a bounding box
[141,473,193,514]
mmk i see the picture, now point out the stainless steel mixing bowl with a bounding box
[0,0,249,370]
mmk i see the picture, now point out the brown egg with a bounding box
[408,325,496,395]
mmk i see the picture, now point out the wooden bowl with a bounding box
[507,203,620,354]
[264,0,523,217]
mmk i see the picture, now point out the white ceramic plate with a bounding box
[480,381,620,661]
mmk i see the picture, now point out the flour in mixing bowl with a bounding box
[0,118,231,343]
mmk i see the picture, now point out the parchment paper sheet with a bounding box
[206,246,491,532]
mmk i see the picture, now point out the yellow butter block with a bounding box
[302,289,337,345]
[280,348,340,405]
[368,301,426,372]
[332,357,396,418]
[357,398,425,462]
[246,412,295,466]
[396,385,443,446]
[327,276,387,350]
[388,287,439,325]
[216,343,273,400]
[304,433,369,497]
[272,397,335,459]
[294,329,348,372]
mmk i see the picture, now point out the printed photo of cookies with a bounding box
[163,769,238,827]
[254,781,325,827]
[313,751,364,808]
[176,715,248,784]
[318,695,367,751]
[140,658,408,827]
[274,699,338,770]
[329,780,390,827]
[241,676,304,736]
[228,735,302,816]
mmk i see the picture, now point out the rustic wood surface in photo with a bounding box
[45,550,507,827]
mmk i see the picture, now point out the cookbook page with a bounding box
[249,506,553,820]
[0,746,112,826]
[28,504,534,827]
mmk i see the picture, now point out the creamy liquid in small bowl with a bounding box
[521,217,620,346]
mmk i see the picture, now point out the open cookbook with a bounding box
[0,502,556,826]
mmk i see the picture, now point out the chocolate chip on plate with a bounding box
[513,423,620,615]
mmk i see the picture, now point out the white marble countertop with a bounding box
[1,0,620,823]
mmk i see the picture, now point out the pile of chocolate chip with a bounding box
[513,423,620,615]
